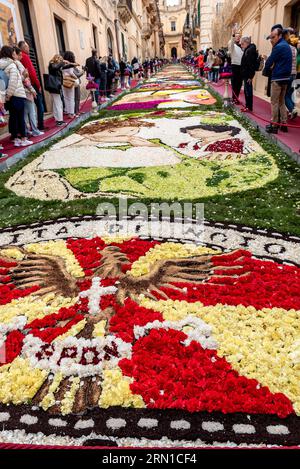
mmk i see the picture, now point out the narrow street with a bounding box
[0,63,299,452]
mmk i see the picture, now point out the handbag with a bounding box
[44,73,61,93]
[63,75,76,88]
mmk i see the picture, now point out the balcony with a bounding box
[183,24,191,37]
[117,0,133,24]
[142,23,152,40]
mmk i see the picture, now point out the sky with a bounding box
[166,0,180,5]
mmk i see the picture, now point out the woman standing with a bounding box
[73,66,84,115]
[131,57,139,78]
[212,52,223,83]
[205,49,215,81]
[47,54,75,126]
[0,45,32,147]
[62,51,78,118]
[13,46,43,137]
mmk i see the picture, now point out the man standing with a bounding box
[119,58,126,89]
[85,49,101,104]
[228,28,243,103]
[240,37,257,112]
[264,27,292,133]
[18,41,44,130]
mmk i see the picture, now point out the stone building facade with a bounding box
[159,0,186,58]
[183,0,201,53]
[0,0,164,107]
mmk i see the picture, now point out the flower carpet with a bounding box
[0,64,300,448]
[6,111,277,201]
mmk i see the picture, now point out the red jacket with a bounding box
[20,51,41,90]
[197,54,204,68]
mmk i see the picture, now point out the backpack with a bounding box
[255,52,264,72]
[0,69,9,92]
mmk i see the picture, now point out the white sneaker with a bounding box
[21,139,33,146]
[14,138,22,147]
[32,131,44,136]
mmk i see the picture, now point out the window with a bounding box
[171,21,176,31]
[121,32,126,60]
[54,17,66,55]
[107,28,113,55]
[216,2,224,15]
[92,24,98,50]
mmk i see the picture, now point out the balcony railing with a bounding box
[117,0,133,24]
[183,24,191,34]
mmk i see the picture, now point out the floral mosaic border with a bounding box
[0,216,299,266]
[0,403,299,446]
[0,216,300,447]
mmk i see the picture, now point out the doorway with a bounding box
[18,0,45,105]
[92,24,98,52]
[292,1,300,33]
[171,46,177,58]
[107,28,114,56]
[54,17,66,56]
[18,0,41,81]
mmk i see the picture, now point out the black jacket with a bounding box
[47,62,73,93]
[241,43,257,80]
[99,62,107,92]
[119,60,126,76]
[85,56,101,79]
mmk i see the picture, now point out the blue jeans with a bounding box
[212,69,219,82]
[94,78,101,104]
[24,99,39,134]
[34,91,44,130]
[285,74,296,112]
[244,79,253,111]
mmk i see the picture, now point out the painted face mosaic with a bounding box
[0,218,300,447]
[6,110,278,201]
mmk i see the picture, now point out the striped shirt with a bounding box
[290,45,297,76]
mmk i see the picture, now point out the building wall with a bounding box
[142,0,163,59]
[0,0,163,109]
[1,0,119,86]
[228,0,300,98]
[159,0,186,58]
[198,0,218,50]
[184,0,201,54]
